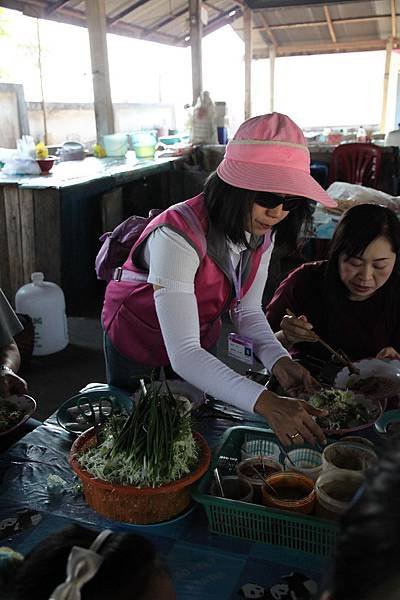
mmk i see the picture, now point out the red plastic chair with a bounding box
[328,142,383,188]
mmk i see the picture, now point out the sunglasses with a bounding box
[255,192,304,212]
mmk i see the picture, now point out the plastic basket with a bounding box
[192,426,338,558]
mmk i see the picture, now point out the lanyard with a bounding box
[229,253,243,315]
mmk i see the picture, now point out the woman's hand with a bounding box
[272,356,319,395]
[0,370,28,398]
[279,314,316,348]
[254,389,327,446]
[376,346,400,360]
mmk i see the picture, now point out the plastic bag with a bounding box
[2,135,40,175]
[326,181,400,214]
[2,158,41,176]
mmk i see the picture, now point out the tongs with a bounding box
[285,309,360,375]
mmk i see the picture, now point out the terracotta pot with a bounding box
[69,428,211,524]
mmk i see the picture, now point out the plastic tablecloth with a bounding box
[0,412,330,599]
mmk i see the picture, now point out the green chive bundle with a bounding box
[78,380,198,487]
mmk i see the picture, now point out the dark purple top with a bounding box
[266,261,400,362]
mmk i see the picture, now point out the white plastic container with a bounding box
[102,134,128,157]
[315,470,365,519]
[240,438,280,461]
[284,447,323,482]
[322,441,377,474]
[15,272,68,356]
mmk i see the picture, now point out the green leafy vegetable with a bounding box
[309,387,378,430]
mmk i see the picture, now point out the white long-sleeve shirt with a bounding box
[141,227,289,413]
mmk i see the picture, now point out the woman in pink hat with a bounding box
[102,112,336,446]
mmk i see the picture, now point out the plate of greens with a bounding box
[308,387,383,435]
[0,394,37,436]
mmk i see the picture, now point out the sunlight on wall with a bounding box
[253,52,386,129]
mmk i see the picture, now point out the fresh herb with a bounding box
[77,380,198,487]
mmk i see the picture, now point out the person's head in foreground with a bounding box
[206,111,336,249]
[4,524,175,600]
[320,435,400,600]
[325,202,400,302]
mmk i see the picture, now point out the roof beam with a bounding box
[144,6,188,35]
[247,0,367,7]
[323,5,336,43]
[200,8,242,39]
[259,12,278,48]
[253,38,393,58]
[108,0,151,25]
[203,1,226,15]
[254,13,396,31]
[45,0,70,15]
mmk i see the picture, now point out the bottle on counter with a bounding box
[356,125,367,143]
[191,91,218,145]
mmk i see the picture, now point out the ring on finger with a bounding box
[289,432,302,440]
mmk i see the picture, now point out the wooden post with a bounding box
[244,7,252,120]
[189,0,203,105]
[85,0,114,141]
[36,19,48,145]
[269,46,276,113]
[381,38,393,132]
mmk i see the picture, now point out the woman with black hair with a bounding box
[102,112,336,446]
[267,203,400,363]
[4,524,174,600]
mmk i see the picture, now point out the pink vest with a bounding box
[102,194,271,366]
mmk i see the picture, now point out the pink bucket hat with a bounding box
[217,112,336,208]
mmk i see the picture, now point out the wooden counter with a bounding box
[0,156,185,313]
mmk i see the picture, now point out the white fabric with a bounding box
[147,227,289,413]
[49,547,103,600]
[49,530,113,600]
[145,228,200,293]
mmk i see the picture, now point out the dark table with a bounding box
[0,411,329,599]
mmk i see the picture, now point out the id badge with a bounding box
[228,333,254,365]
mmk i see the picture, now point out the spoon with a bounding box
[275,439,297,467]
[251,465,278,496]
[213,467,225,498]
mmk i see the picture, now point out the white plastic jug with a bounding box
[15,272,69,356]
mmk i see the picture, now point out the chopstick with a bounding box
[285,308,360,375]
[251,466,278,496]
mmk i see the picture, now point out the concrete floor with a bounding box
[22,316,248,421]
[21,317,106,421]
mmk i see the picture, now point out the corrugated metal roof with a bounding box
[1,0,398,54]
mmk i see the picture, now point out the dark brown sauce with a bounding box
[273,486,310,501]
